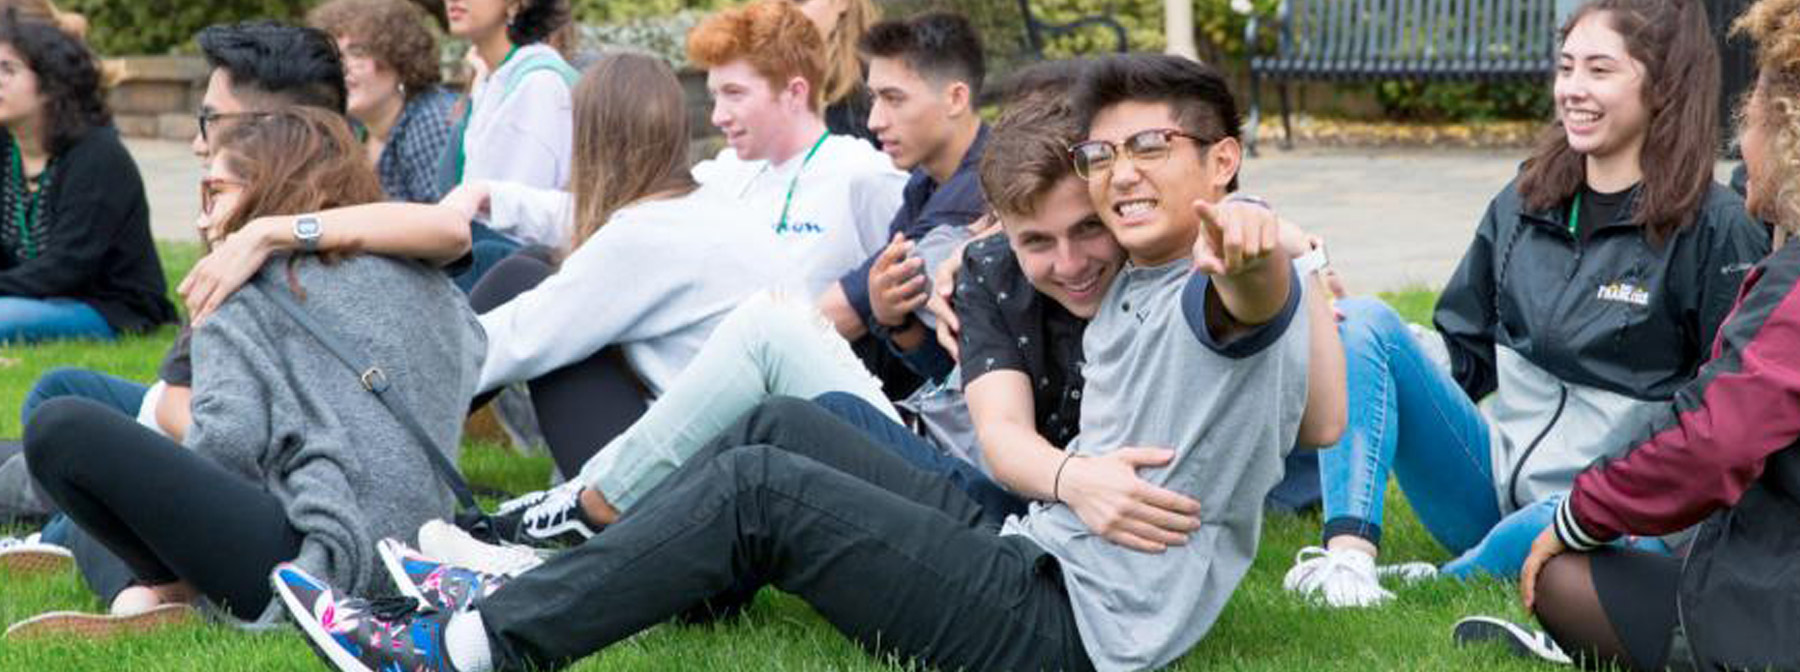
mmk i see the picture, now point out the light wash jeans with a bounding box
[578,292,897,512]
[1317,298,1664,580]
[0,297,114,343]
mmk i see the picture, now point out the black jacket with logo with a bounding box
[1432,176,1769,512]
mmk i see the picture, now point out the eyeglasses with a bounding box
[1068,128,1212,181]
[196,110,269,144]
[199,176,247,217]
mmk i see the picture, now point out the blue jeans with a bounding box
[0,297,114,343]
[452,222,523,293]
[19,369,148,552]
[812,391,1026,526]
[1318,299,1666,579]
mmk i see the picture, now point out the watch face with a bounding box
[296,217,321,238]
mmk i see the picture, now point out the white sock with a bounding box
[445,609,495,672]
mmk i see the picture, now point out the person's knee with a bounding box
[1337,297,1407,338]
[807,391,867,419]
[22,397,108,480]
[1532,553,1590,622]
[22,367,89,423]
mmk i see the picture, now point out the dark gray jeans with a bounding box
[481,396,1094,672]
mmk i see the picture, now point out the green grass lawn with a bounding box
[0,245,1542,671]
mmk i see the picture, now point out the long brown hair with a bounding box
[566,52,696,251]
[212,107,384,244]
[1516,0,1720,244]
[817,0,877,106]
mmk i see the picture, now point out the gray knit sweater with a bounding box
[185,254,483,614]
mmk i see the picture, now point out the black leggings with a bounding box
[23,397,303,621]
[469,249,651,478]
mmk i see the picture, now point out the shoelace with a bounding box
[366,595,434,623]
[523,484,583,529]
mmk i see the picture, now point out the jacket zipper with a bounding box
[1508,384,1568,511]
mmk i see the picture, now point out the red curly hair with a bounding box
[686,0,826,111]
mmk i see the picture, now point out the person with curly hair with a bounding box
[0,12,173,343]
[309,0,459,204]
[442,0,577,290]
[1457,2,1800,669]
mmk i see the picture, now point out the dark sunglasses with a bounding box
[1068,128,1213,181]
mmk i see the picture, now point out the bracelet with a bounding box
[1221,192,1272,211]
[1052,452,1077,503]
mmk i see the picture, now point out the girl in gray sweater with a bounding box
[12,107,484,637]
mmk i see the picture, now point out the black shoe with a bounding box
[1452,615,1573,665]
[488,481,599,548]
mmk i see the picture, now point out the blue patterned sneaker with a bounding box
[272,562,456,672]
[378,538,509,613]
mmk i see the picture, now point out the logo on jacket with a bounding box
[1595,282,1650,306]
[774,220,825,235]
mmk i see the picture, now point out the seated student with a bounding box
[449,53,791,481]
[0,13,173,343]
[9,107,483,639]
[1455,6,1800,668]
[812,12,989,396]
[0,20,478,601]
[687,0,906,300]
[442,0,576,289]
[275,53,1345,672]
[1283,0,1770,608]
[308,0,458,204]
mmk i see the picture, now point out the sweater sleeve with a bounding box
[475,216,684,393]
[0,132,146,298]
[1558,250,1800,551]
[486,181,573,249]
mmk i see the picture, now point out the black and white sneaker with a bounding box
[489,481,599,548]
[1452,615,1573,665]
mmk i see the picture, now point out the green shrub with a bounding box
[1371,80,1552,123]
[63,0,311,56]
[572,0,724,24]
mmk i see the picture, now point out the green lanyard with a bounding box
[1568,191,1582,237]
[9,141,44,260]
[775,131,831,234]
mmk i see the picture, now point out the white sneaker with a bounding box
[0,533,72,576]
[1452,615,1574,665]
[1283,546,1394,608]
[416,519,545,578]
[1378,560,1439,583]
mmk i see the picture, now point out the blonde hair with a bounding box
[818,0,877,105]
[566,53,696,254]
[1733,0,1800,246]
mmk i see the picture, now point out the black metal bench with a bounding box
[878,0,1128,81]
[1245,0,1558,152]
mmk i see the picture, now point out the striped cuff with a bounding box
[1553,497,1605,552]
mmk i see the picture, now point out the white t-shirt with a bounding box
[691,134,907,298]
[485,181,576,251]
[462,44,573,192]
[476,190,795,396]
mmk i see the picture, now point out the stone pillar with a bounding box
[1166,0,1197,60]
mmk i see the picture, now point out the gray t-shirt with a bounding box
[1003,260,1309,671]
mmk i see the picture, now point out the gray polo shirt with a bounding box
[1003,259,1309,671]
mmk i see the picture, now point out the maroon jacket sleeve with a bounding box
[1557,247,1800,551]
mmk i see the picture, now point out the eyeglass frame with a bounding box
[199,176,248,217]
[195,110,270,144]
[1066,128,1217,181]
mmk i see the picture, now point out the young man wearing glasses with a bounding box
[277,53,1347,672]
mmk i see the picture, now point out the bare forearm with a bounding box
[1296,273,1347,447]
[254,203,473,266]
[980,421,1066,502]
[816,283,868,340]
[1211,257,1293,329]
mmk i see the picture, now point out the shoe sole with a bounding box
[4,603,196,640]
[375,539,433,610]
[0,548,73,577]
[272,567,377,672]
[1452,616,1572,664]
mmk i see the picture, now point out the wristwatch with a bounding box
[1293,240,1330,276]
[293,215,323,253]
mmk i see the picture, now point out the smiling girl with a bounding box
[1283,0,1772,608]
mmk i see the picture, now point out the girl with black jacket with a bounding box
[0,13,173,342]
[1283,0,1771,608]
